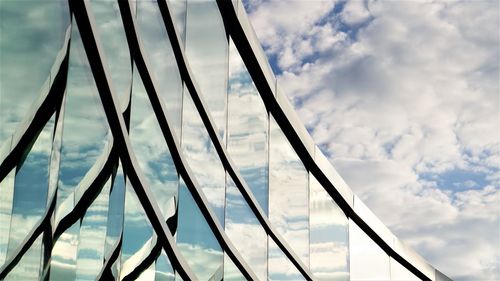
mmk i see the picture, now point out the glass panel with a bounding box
[89,0,131,107]
[7,114,55,257]
[49,221,80,281]
[224,174,267,280]
[155,250,175,281]
[75,177,111,281]
[57,17,110,215]
[223,253,245,281]
[138,263,156,281]
[310,174,349,280]
[4,235,43,281]
[0,169,15,266]
[268,239,305,281]
[129,65,178,217]
[185,0,228,138]
[136,0,183,137]
[181,90,225,222]
[176,178,223,280]
[227,38,268,213]
[169,0,187,45]
[349,219,390,280]
[390,257,419,281]
[269,116,309,266]
[121,179,153,263]
[0,0,69,144]
[104,162,126,257]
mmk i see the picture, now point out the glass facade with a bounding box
[0,0,449,280]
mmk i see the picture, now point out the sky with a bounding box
[243,0,500,280]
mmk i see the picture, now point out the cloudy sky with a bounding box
[243,0,499,280]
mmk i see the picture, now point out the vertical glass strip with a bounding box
[349,219,391,280]
[181,90,225,222]
[224,174,267,280]
[227,38,269,214]
[310,174,349,280]
[57,16,110,215]
[268,239,306,281]
[390,257,419,281]
[104,162,125,257]
[184,0,228,139]
[49,221,80,280]
[0,169,15,266]
[176,177,223,280]
[168,0,187,46]
[129,65,178,217]
[136,0,183,138]
[269,116,309,266]
[223,253,245,281]
[155,250,175,281]
[7,114,55,257]
[75,177,111,281]
[89,0,132,107]
[0,0,69,144]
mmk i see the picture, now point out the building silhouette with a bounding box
[0,0,451,280]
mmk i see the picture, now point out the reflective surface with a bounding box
[185,0,228,138]
[349,219,390,280]
[268,239,305,281]
[269,116,310,267]
[310,174,349,281]
[4,235,43,281]
[49,222,80,280]
[224,175,267,280]
[390,257,420,281]
[227,39,269,213]
[0,170,15,266]
[176,178,223,280]
[0,0,69,145]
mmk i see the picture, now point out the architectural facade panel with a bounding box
[0,0,451,280]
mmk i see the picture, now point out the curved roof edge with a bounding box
[216,1,452,280]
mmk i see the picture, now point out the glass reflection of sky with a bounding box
[269,116,310,271]
[176,178,223,280]
[227,39,269,214]
[185,0,228,139]
[268,239,305,281]
[57,17,110,218]
[130,67,178,217]
[310,174,349,281]
[0,171,15,266]
[49,221,80,280]
[4,235,43,281]
[0,0,69,145]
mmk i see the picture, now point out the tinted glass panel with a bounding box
[310,174,349,280]
[4,235,43,281]
[269,116,309,267]
[0,170,15,266]
[0,0,69,144]
[349,219,390,280]
[227,38,269,213]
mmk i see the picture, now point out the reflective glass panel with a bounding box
[89,0,131,106]
[390,257,420,281]
[129,66,178,217]
[104,162,125,256]
[181,90,225,222]
[185,0,228,138]
[49,221,80,281]
[155,250,175,281]
[224,174,267,280]
[268,239,306,281]
[349,219,391,280]
[176,178,223,280]
[7,114,55,257]
[0,170,15,266]
[57,17,110,214]
[269,116,309,266]
[227,38,269,213]
[137,0,183,137]
[75,177,111,281]
[223,253,245,281]
[310,174,349,280]
[169,0,187,45]
[0,0,69,144]
[4,235,43,281]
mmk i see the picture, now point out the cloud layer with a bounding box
[246,0,499,280]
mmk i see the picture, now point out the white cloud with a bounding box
[247,0,499,280]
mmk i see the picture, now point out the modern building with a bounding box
[0,0,452,280]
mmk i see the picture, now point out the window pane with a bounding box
[4,235,43,281]
[269,116,309,268]
[176,178,223,280]
[0,170,15,266]
[390,257,420,281]
[268,239,306,281]
[227,38,269,214]
[0,0,69,144]
[349,219,390,280]
[49,221,80,280]
[155,250,175,281]
[185,0,228,138]
[310,174,349,280]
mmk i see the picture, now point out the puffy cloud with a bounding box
[246,0,499,280]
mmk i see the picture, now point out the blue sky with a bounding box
[244,0,499,280]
